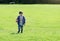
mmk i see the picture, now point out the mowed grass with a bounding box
[0,4,60,41]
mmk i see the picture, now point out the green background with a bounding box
[0,4,60,41]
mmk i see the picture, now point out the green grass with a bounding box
[0,4,60,41]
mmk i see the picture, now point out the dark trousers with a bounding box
[18,25,23,33]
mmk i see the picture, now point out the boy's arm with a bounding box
[16,19,18,22]
[23,16,26,25]
[16,16,18,22]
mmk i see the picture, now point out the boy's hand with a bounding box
[23,23,25,26]
[16,21,17,22]
[16,20,18,22]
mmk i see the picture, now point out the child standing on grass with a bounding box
[16,11,26,33]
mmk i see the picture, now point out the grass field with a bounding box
[0,4,60,41]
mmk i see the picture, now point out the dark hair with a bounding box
[19,11,23,14]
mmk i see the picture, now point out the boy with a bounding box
[16,11,26,33]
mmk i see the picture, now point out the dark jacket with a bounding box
[17,16,25,25]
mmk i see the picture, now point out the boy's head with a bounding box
[19,11,23,16]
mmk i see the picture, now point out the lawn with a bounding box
[0,4,60,41]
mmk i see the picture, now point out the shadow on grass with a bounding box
[11,32,16,34]
[10,32,18,35]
